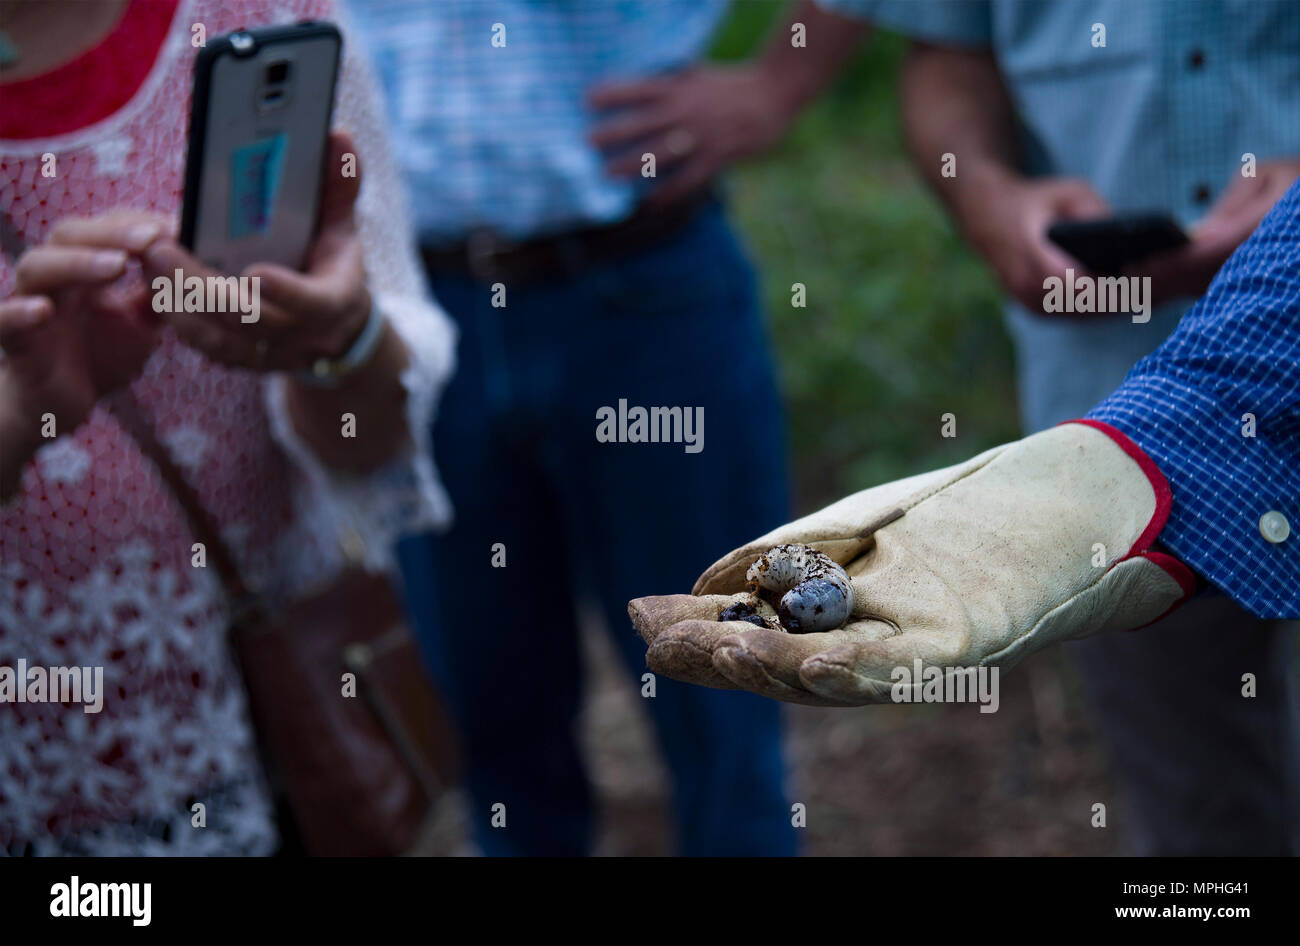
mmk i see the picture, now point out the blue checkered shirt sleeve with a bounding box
[1088,180,1300,619]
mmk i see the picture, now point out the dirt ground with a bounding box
[415,619,1129,856]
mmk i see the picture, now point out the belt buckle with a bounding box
[466,228,511,282]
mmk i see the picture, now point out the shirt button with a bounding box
[1193,183,1212,204]
[1260,511,1290,544]
[339,527,367,563]
[1188,48,1206,69]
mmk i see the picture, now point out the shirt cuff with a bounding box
[263,289,455,574]
[1087,373,1297,619]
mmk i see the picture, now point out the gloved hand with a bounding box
[628,420,1196,706]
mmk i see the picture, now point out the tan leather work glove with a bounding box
[628,421,1196,706]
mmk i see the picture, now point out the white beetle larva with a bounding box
[720,543,855,634]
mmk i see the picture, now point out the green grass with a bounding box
[711,3,1019,509]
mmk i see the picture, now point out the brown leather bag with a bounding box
[110,391,457,856]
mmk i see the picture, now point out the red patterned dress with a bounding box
[0,0,454,854]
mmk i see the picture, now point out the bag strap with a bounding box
[106,389,260,622]
[107,391,301,809]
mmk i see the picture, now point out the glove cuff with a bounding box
[1063,418,1199,624]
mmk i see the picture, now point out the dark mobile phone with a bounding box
[180,21,341,274]
[1047,213,1190,275]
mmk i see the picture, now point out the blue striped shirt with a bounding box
[1089,179,1300,619]
[343,0,731,242]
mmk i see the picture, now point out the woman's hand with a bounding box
[0,211,163,498]
[139,131,371,374]
[138,129,409,473]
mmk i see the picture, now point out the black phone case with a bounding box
[179,20,342,255]
[1047,213,1189,275]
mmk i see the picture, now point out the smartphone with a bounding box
[180,21,341,274]
[1047,213,1189,275]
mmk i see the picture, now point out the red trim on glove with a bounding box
[1143,551,1199,603]
[1062,419,1198,626]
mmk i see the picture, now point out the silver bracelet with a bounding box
[295,301,387,388]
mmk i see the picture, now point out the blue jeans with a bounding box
[398,202,796,855]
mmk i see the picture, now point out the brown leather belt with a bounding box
[419,188,716,285]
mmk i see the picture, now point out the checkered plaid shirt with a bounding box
[343,0,730,242]
[1089,180,1300,619]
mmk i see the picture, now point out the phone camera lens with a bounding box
[265,61,290,84]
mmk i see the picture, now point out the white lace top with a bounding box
[0,0,455,853]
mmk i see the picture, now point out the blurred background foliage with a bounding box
[713,2,1019,510]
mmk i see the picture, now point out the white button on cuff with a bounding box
[1260,511,1290,544]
